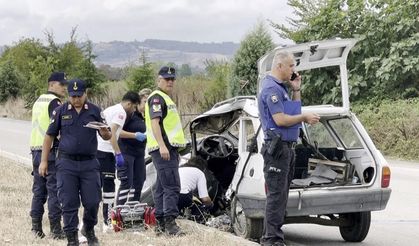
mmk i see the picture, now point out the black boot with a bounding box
[81,225,100,246]
[50,218,66,239]
[31,217,45,238]
[154,216,165,236]
[164,216,185,236]
[65,231,79,246]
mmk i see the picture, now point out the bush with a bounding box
[353,98,419,160]
[0,59,24,102]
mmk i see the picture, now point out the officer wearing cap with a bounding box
[39,79,111,246]
[145,66,187,236]
[29,72,67,239]
[258,51,320,246]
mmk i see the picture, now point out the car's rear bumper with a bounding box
[236,187,392,219]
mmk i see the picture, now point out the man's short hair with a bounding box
[139,88,152,99]
[183,156,207,172]
[122,91,141,104]
[271,51,294,70]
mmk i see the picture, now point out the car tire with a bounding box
[230,196,263,239]
[339,211,371,242]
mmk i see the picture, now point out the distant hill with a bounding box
[0,39,240,70]
[92,39,240,69]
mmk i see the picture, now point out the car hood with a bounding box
[190,96,258,134]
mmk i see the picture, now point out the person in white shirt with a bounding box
[97,91,140,226]
[178,156,213,214]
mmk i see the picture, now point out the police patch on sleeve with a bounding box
[271,94,279,103]
[152,104,162,112]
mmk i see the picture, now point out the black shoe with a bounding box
[164,216,185,236]
[65,231,79,246]
[50,218,66,240]
[81,226,100,246]
[31,217,46,239]
[154,217,165,236]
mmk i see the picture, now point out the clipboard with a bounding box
[83,121,109,130]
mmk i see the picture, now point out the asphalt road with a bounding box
[1,118,418,245]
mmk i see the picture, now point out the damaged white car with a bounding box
[140,38,392,242]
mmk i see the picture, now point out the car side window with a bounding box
[329,118,363,149]
[244,120,255,147]
[305,122,337,148]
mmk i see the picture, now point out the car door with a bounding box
[230,117,265,198]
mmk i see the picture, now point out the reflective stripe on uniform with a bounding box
[145,90,186,153]
[30,94,58,149]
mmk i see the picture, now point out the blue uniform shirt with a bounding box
[47,101,105,155]
[258,75,302,141]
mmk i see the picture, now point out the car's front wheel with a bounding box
[230,196,263,239]
[339,211,371,242]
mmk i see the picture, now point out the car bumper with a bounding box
[236,187,392,219]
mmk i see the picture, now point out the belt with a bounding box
[58,152,95,161]
[282,141,297,148]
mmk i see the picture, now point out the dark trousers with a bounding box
[56,157,101,233]
[260,143,295,244]
[150,148,180,218]
[30,150,62,220]
[97,150,116,224]
[178,192,193,212]
[116,152,146,205]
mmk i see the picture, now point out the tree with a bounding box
[230,21,275,96]
[0,29,107,106]
[178,64,192,77]
[73,40,106,97]
[0,59,24,102]
[24,56,56,106]
[127,50,155,92]
[0,38,48,81]
[270,0,419,104]
[198,60,231,111]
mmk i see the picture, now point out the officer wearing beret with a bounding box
[39,79,111,246]
[29,72,66,239]
[258,51,320,246]
[145,66,187,236]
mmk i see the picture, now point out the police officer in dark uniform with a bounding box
[258,51,320,246]
[39,79,111,246]
[145,66,187,236]
[29,72,67,239]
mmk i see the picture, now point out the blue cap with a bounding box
[158,66,176,79]
[48,72,67,84]
[67,79,86,97]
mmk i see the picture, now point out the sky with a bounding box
[0,0,295,46]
